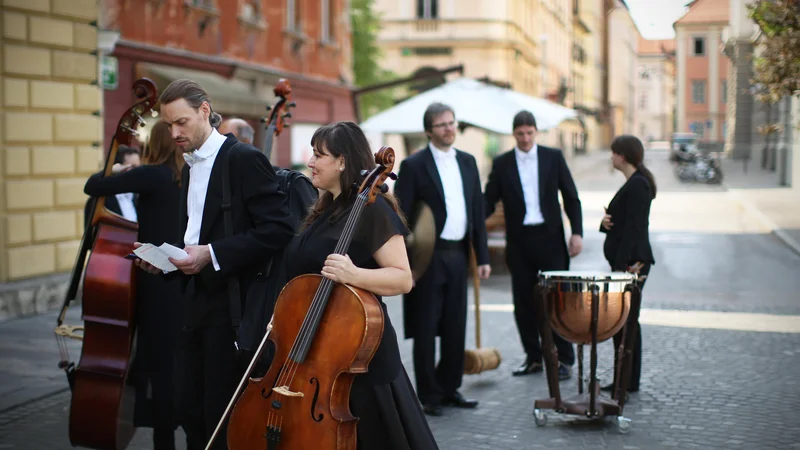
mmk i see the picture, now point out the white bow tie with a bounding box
[183,151,206,167]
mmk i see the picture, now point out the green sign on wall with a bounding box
[101,56,118,90]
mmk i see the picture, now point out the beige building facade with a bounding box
[606,0,640,141]
[372,0,599,181]
[1,0,103,318]
[636,38,676,142]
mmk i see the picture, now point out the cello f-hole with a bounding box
[309,377,324,422]
[261,365,284,399]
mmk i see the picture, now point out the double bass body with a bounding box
[227,274,384,449]
[69,211,139,449]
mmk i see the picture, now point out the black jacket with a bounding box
[484,145,583,242]
[599,170,655,271]
[394,146,490,265]
[176,135,295,326]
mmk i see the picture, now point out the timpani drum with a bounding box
[533,270,641,434]
[539,271,637,345]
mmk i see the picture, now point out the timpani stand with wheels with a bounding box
[531,271,641,434]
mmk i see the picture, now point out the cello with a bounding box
[218,147,397,450]
[260,78,295,161]
[54,78,159,450]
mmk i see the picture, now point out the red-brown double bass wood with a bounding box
[54,78,159,450]
[223,147,398,450]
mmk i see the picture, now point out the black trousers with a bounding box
[507,225,575,366]
[611,262,651,391]
[175,322,238,450]
[412,243,468,405]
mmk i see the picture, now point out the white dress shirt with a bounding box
[515,145,545,226]
[115,192,138,222]
[430,143,467,241]
[183,128,227,271]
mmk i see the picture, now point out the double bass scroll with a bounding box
[54,78,159,450]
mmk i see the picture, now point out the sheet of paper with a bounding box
[133,243,188,273]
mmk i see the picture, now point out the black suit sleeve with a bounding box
[84,166,169,196]
[470,158,490,266]
[210,150,294,275]
[613,178,650,271]
[483,156,502,218]
[557,152,583,237]
[393,159,416,225]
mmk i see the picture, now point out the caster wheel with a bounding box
[616,416,631,434]
[533,408,547,427]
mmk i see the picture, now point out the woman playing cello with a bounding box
[277,121,439,449]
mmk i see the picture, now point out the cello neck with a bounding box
[261,123,277,161]
[289,192,370,363]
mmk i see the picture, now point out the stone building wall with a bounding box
[1,0,102,319]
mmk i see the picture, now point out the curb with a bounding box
[724,184,800,258]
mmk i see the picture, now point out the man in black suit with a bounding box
[135,79,294,450]
[394,102,491,416]
[484,110,583,381]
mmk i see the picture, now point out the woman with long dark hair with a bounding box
[599,134,656,395]
[279,121,439,449]
[84,120,184,450]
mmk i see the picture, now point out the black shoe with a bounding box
[442,391,479,409]
[512,360,543,376]
[601,383,638,393]
[558,363,572,381]
[422,402,443,416]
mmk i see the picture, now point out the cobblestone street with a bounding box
[2,149,800,449]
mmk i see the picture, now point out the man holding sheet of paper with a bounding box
[134,79,294,450]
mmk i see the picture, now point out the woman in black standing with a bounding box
[599,134,656,395]
[280,121,439,449]
[84,120,184,450]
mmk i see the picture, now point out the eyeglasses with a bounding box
[431,120,457,129]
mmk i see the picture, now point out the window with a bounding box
[321,0,334,41]
[287,0,300,31]
[692,80,706,104]
[417,0,438,19]
[693,37,705,56]
[721,79,727,103]
[639,92,647,110]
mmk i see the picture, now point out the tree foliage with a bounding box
[350,0,396,120]
[747,0,800,103]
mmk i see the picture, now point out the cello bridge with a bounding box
[273,386,304,397]
[54,324,84,341]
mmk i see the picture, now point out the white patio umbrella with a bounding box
[360,77,579,135]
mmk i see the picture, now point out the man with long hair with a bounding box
[135,79,294,449]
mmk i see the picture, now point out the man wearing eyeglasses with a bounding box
[394,102,491,417]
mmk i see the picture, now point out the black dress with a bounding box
[84,165,183,448]
[282,195,439,450]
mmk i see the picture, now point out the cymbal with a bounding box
[405,202,436,282]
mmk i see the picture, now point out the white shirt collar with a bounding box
[183,128,226,166]
[430,142,456,160]
[515,144,538,162]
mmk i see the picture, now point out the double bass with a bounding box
[209,147,397,450]
[54,78,159,450]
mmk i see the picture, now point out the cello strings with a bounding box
[279,194,368,390]
[278,192,368,393]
